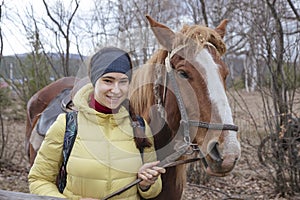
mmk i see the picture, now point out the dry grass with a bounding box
[229,88,300,143]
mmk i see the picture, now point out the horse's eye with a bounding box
[178,70,189,79]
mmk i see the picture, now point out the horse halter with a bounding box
[164,44,239,145]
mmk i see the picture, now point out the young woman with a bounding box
[28,47,165,200]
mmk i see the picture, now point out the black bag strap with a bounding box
[133,115,146,162]
[57,111,78,193]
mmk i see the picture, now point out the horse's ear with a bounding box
[146,15,175,51]
[215,19,228,39]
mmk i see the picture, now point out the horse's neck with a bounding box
[153,123,173,158]
[149,101,184,155]
[154,123,186,195]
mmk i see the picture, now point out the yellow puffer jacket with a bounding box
[28,83,162,200]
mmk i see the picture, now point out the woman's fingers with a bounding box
[139,162,165,178]
[152,166,166,174]
[141,161,160,169]
[138,161,166,189]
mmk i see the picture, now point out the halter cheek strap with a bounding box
[162,45,187,105]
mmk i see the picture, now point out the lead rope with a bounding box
[101,143,190,200]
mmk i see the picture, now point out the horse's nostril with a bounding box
[234,155,240,164]
[208,141,223,163]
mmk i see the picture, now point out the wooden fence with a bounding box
[0,190,65,200]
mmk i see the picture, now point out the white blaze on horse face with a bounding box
[196,49,240,156]
[196,49,231,124]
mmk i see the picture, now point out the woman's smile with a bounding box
[106,95,122,104]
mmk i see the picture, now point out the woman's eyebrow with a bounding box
[101,76,116,80]
[101,76,128,81]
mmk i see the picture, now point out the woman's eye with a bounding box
[178,70,189,79]
[103,79,112,84]
[119,80,129,85]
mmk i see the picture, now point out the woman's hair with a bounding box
[122,99,152,151]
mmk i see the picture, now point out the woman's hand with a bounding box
[138,161,166,191]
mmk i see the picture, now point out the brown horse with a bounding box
[129,16,241,199]
[25,16,241,200]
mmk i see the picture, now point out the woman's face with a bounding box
[94,72,129,109]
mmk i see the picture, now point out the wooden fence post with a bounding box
[0,189,65,200]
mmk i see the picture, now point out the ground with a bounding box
[1,90,300,199]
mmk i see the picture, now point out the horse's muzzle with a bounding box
[204,141,240,177]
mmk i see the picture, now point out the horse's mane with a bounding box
[130,50,168,121]
[130,23,226,121]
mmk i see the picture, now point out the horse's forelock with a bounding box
[178,24,226,56]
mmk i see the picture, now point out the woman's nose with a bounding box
[111,83,121,93]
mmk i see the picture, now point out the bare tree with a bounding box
[83,0,184,66]
[0,4,58,103]
[183,0,208,25]
[0,1,3,58]
[287,0,300,21]
[259,0,300,195]
[227,0,300,196]
[42,0,79,76]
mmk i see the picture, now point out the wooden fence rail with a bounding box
[0,189,65,200]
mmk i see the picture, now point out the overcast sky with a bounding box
[2,0,93,56]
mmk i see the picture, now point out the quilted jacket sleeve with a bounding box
[28,113,67,198]
[138,121,163,199]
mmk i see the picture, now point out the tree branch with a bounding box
[287,0,300,21]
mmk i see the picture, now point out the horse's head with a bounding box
[145,16,241,177]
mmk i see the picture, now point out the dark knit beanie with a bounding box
[89,47,132,86]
